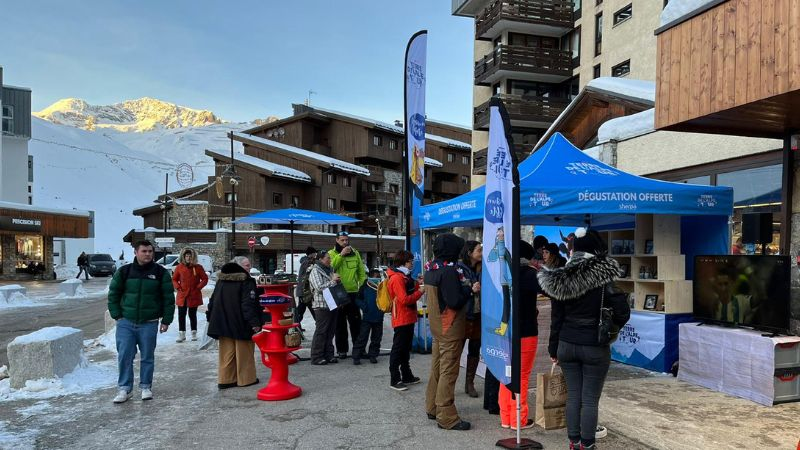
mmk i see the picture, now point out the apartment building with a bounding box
[453,0,665,183]
[0,67,33,205]
[128,104,472,271]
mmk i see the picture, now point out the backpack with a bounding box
[298,265,314,305]
[375,278,393,313]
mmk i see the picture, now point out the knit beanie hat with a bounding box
[571,227,607,255]
[519,240,535,261]
[532,235,549,250]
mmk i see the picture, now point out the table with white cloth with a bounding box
[678,323,800,406]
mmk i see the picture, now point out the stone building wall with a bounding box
[167,204,208,230]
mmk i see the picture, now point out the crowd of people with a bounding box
[106,226,630,449]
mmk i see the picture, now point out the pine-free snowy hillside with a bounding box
[30,117,194,255]
[34,97,223,132]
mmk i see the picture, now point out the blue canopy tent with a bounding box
[419,133,735,372]
[234,208,358,274]
[420,133,733,230]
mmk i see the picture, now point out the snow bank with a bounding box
[0,291,48,310]
[587,78,656,103]
[0,357,115,402]
[10,327,81,345]
[55,264,80,280]
[62,278,82,285]
[597,108,656,143]
[661,0,717,26]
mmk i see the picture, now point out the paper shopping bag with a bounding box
[535,363,567,430]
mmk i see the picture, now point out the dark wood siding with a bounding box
[0,208,88,238]
[2,87,31,138]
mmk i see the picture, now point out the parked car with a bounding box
[158,253,213,274]
[87,253,117,277]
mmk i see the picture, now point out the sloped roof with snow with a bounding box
[231,132,370,176]
[424,157,443,168]
[597,108,656,143]
[292,106,471,150]
[0,201,90,217]
[586,78,656,103]
[205,148,312,183]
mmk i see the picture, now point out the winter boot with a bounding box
[465,355,480,398]
[191,330,198,341]
[176,331,186,343]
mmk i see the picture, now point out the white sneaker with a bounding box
[141,388,153,401]
[191,330,197,341]
[595,425,607,439]
[176,331,186,343]
[113,389,131,403]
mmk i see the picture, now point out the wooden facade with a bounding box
[0,207,89,238]
[655,0,800,138]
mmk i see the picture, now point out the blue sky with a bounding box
[2,1,474,126]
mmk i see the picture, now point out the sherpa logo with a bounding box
[484,346,509,361]
[565,162,618,176]
[147,274,156,279]
[697,194,717,208]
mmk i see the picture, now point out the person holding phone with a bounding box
[328,231,366,359]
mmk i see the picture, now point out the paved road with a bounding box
[0,281,109,367]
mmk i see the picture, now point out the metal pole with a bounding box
[164,173,169,260]
[516,394,521,445]
[230,132,236,260]
[290,220,295,275]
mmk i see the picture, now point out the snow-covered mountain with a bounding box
[34,97,223,132]
[29,117,251,255]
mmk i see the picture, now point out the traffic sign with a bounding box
[154,237,175,244]
[248,236,256,249]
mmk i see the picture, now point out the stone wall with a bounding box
[167,203,208,230]
[0,234,54,280]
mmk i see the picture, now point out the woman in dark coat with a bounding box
[207,256,262,389]
[458,240,482,398]
[538,228,630,450]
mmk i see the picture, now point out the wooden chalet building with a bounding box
[126,105,472,273]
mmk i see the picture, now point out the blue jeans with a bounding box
[557,341,611,448]
[116,318,159,392]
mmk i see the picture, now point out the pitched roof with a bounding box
[204,148,312,183]
[230,132,370,176]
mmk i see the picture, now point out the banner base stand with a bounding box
[495,438,543,449]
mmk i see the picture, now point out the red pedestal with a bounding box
[258,284,299,366]
[253,295,302,401]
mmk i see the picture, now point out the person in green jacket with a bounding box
[108,240,175,404]
[329,231,366,359]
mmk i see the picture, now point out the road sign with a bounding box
[260,236,270,246]
[248,236,256,249]
[154,237,175,244]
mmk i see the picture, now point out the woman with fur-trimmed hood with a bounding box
[171,247,209,343]
[538,228,630,450]
[207,257,262,389]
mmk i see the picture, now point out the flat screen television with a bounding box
[693,255,791,334]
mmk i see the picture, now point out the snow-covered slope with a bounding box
[103,123,247,179]
[34,97,223,132]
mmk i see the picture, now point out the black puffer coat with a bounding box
[207,263,262,340]
[538,252,630,358]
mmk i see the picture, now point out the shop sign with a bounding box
[0,216,42,232]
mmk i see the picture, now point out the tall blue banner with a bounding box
[404,31,427,275]
[481,101,520,390]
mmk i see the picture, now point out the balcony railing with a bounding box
[362,165,386,184]
[476,0,573,38]
[474,94,570,129]
[433,180,461,196]
[475,44,572,85]
[363,190,399,203]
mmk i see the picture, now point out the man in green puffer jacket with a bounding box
[108,240,175,404]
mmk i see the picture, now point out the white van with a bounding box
[158,254,213,274]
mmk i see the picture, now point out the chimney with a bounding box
[293,103,312,116]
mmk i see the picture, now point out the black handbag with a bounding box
[328,282,352,307]
[598,286,614,345]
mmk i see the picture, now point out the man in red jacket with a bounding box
[387,250,424,391]
[171,248,209,342]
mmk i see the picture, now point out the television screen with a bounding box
[693,255,791,333]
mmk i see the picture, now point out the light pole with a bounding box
[226,132,242,260]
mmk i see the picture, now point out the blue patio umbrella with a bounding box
[234,208,359,274]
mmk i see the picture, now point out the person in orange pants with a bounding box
[499,240,541,429]
[500,336,538,428]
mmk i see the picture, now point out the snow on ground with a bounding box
[598,108,656,143]
[0,420,37,450]
[661,0,717,26]
[0,355,115,403]
[0,292,53,310]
